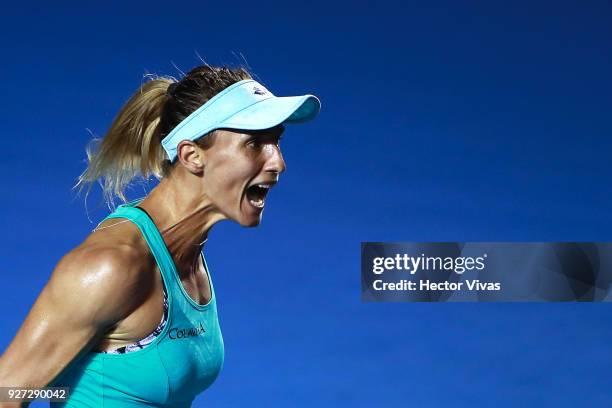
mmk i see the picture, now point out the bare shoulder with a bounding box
[50,234,153,326]
[0,223,153,388]
[54,243,148,287]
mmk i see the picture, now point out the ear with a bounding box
[176,140,205,173]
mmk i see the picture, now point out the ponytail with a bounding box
[73,77,175,209]
[73,65,252,211]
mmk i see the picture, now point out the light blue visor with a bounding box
[161,79,321,162]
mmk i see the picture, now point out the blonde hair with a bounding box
[73,65,252,210]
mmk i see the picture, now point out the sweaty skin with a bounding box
[0,126,285,405]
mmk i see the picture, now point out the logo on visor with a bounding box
[253,85,267,95]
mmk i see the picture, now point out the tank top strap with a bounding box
[99,197,177,292]
[98,197,216,308]
[201,252,216,297]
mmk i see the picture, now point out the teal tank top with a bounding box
[50,198,225,407]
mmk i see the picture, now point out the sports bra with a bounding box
[101,282,168,355]
[50,198,225,407]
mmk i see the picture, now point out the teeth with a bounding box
[247,183,274,209]
[249,198,264,208]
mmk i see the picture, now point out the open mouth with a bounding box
[246,183,275,208]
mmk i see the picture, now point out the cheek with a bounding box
[203,155,256,199]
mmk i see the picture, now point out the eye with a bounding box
[246,138,261,149]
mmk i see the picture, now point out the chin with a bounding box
[236,201,265,227]
[234,213,263,227]
[240,220,261,228]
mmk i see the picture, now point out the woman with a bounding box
[0,64,320,407]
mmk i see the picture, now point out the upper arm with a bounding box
[0,244,147,388]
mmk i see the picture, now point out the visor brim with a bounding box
[220,94,321,130]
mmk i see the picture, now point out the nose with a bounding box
[264,144,286,175]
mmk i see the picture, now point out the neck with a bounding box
[137,174,225,279]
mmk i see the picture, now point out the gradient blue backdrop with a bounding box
[1,1,611,406]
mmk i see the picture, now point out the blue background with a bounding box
[1,1,611,406]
